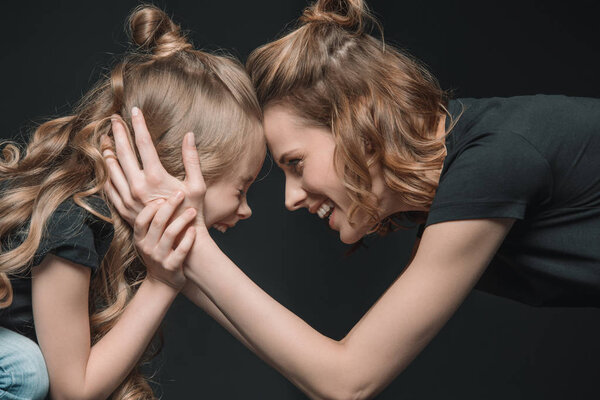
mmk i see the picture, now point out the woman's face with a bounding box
[264,105,402,244]
[204,139,266,233]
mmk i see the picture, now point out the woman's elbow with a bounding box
[311,370,381,400]
[313,384,375,400]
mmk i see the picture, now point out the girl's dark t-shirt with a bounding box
[417,95,600,307]
[0,196,114,341]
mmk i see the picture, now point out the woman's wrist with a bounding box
[142,274,182,297]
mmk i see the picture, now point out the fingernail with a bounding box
[187,208,196,216]
[102,150,112,157]
[186,132,195,147]
[175,191,184,200]
[132,106,139,116]
[156,199,166,205]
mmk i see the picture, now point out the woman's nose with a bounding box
[284,178,307,211]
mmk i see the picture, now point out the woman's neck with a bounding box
[379,114,448,216]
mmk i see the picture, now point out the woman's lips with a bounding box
[328,207,335,229]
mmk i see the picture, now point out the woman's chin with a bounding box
[338,226,365,244]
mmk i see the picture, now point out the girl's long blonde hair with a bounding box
[0,4,262,399]
[247,0,460,234]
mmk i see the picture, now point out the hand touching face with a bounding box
[103,107,265,234]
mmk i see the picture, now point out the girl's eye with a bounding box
[238,188,246,198]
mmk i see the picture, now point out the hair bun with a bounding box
[128,4,192,58]
[300,0,370,33]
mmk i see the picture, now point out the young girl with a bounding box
[106,0,600,399]
[0,4,264,399]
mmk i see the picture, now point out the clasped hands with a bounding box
[101,108,207,291]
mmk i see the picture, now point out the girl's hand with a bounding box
[102,107,206,227]
[136,192,197,291]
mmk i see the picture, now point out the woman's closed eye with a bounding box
[286,158,304,174]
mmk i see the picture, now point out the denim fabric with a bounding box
[0,327,49,400]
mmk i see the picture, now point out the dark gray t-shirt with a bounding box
[417,95,600,307]
[0,196,114,341]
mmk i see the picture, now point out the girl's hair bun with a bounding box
[300,0,371,33]
[128,4,192,58]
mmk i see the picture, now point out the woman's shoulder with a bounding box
[450,94,600,134]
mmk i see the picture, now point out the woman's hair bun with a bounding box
[300,0,372,33]
[128,4,192,58]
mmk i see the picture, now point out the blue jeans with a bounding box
[0,327,49,400]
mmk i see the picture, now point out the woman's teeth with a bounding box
[317,201,335,219]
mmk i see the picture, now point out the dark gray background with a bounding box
[2,1,599,399]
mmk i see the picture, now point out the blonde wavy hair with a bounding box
[247,0,461,234]
[0,4,262,399]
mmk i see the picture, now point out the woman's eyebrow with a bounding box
[278,150,294,166]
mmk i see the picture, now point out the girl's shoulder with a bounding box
[2,195,115,273]
[37,196,114,271]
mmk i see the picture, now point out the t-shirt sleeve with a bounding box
[419,131,552,235]
[32,197,114,273]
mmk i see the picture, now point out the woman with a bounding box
[0,4,264,399]
[106,0,600,399]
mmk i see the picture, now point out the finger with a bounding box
[131,107,163,175]
[100,133,113,152]
[133,200,165,244]
[165,226,196,270]
[155,207,197,258]
[104,178,135,225]
[103,149,140,212]
[111,117,142,184]
[146,191,185,246]
[182,132,206,193]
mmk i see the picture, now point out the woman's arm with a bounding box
[31,194,196,400]
[181,218,513,400]
[106,108,514,399]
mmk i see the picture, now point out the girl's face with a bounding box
[203,139,266,233]
[264,105,407,244]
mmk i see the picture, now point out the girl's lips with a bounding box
[212,222,234,233]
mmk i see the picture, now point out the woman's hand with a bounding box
[136,192,197,291]
[102,107,206,227]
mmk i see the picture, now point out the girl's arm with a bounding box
[31,194,196,400]
[103,113,258,354]
[181,218,513,400]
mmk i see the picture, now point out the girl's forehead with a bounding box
[236,139,267,183]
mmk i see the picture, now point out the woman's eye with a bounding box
[286,158,303,173]
[238,189,246,198]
